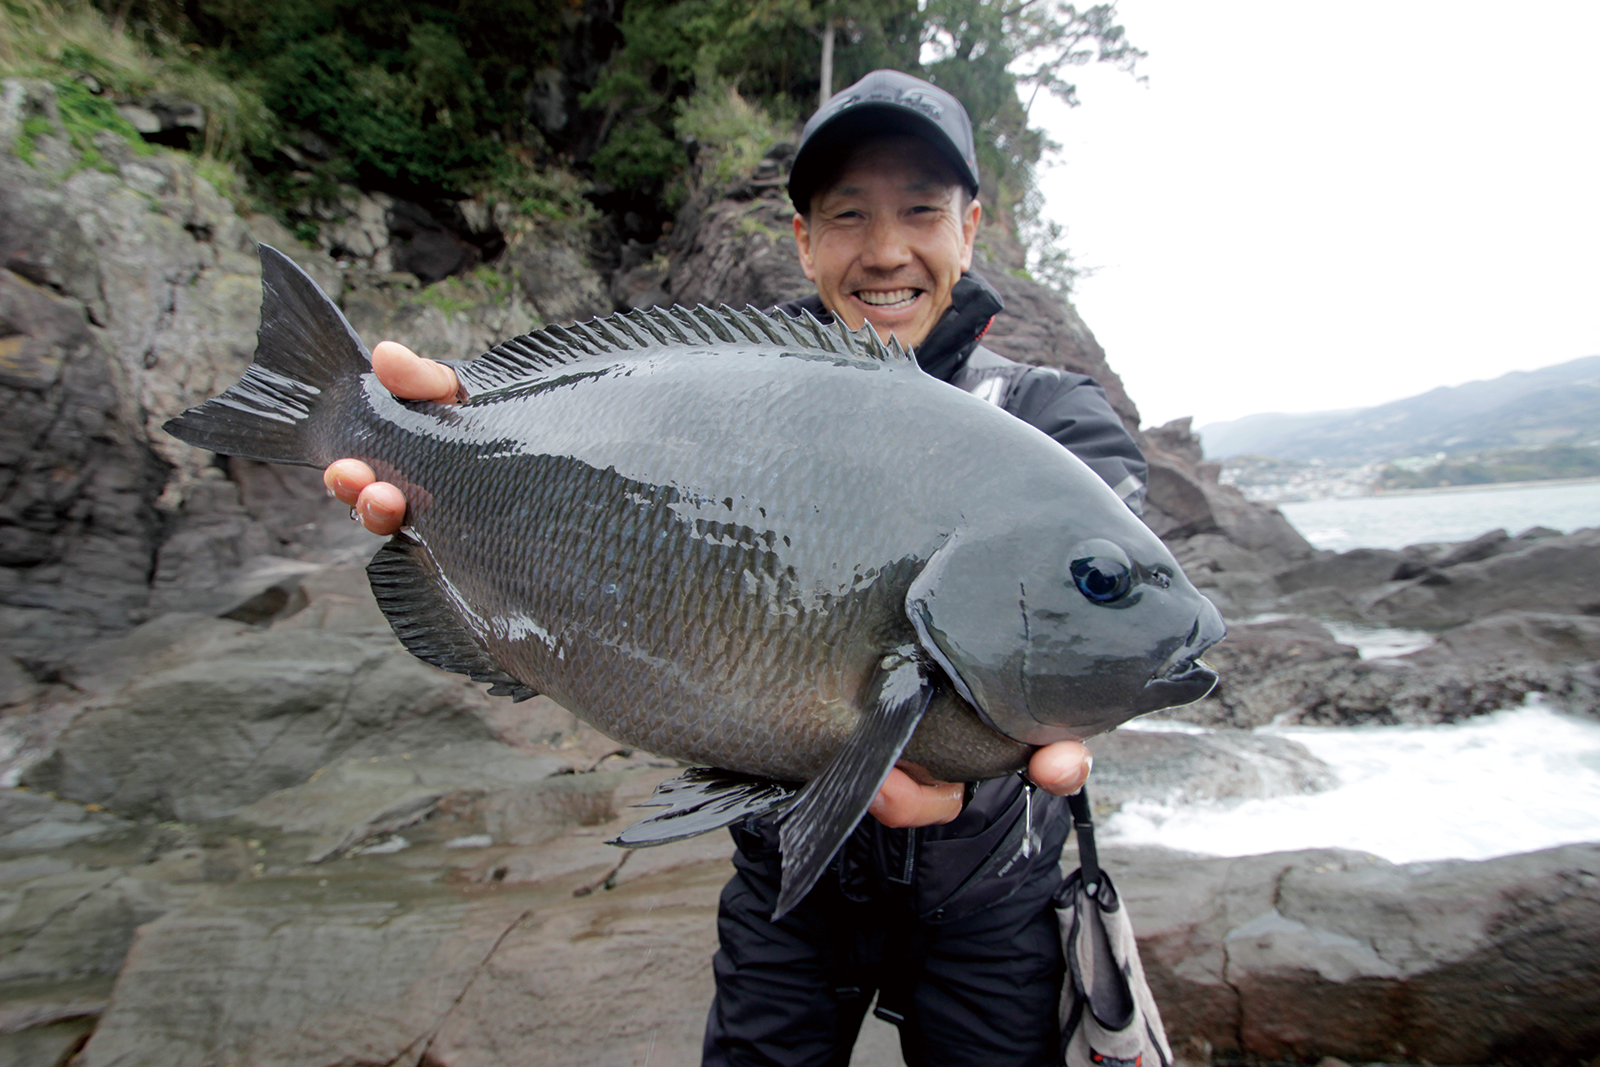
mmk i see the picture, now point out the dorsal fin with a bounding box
[451,305,913,395]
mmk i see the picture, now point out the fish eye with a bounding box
[1067,539,1133,604]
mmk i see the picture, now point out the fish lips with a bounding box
[1135,657,1220,714]
[1134,600,1226,713]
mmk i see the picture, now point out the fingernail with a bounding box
[1068,754,1093,796]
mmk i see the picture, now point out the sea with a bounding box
[1102,480,1600,863]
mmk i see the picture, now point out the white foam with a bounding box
[1101,699,1600,863]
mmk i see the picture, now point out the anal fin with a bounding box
[774,649,933,919]
[610,767,799,847]
[367,535,538,701]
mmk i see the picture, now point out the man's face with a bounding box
[793,136,982,349]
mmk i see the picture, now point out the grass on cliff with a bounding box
[0,0,273,165]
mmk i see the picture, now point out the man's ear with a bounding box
[793,213,817,282]
[959,197,981,272]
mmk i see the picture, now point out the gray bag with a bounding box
[1056,789,1174,1067]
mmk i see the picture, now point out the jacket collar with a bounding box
[775,272,1005,383]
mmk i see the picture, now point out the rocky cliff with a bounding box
[1,78,1595,1067]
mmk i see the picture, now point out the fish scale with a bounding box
[166,246,1224,916]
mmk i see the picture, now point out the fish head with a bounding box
[907,517,1226,745]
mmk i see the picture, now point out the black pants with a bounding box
[701,828,1065,1067]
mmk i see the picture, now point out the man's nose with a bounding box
[860,216,912,270]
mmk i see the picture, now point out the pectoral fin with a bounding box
[773,650,933,919]
[610,767,799,847]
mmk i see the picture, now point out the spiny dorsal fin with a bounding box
[450,305,914,395]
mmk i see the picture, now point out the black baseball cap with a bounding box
[788,69,980,213]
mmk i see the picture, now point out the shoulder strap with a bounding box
[1067,788,1101,893]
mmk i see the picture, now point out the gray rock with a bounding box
[1392,526,1511,579]
[1164,616,1357,729]
[1117,842,1600,1065]
[23,624,502,821]
[73,762,734,1067]
[0,789,131,852]
[1277,547,1407,595]
[340,266,541,364]
[1141,420,1313,590]
[234,743,570,862]
[666,185,810,313]
[0,1015,98,1067]
[1088,729,1335,813]
[504,227,612,326]
[0,853,176,987]
[1367,527,1600,627]
[1406,610,1600,667]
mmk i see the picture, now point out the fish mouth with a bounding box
[1139,606,1226,710]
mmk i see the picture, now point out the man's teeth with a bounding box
[856,289,919,307]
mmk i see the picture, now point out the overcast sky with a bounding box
[1030,0,1600,430]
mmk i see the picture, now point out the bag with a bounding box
[1055,788,1174,1067]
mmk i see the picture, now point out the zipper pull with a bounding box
[1021,776,1040,859]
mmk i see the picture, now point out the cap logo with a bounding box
[831,88,944,123]
[893,90,943,120]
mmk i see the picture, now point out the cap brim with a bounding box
[788,105,979,212]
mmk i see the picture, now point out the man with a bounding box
[325,70,1146,1065]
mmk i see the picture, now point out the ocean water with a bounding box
[1106,701,1600,863]
[1279,479,1600,551]
[1123,482,1600,864]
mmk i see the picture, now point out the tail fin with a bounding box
[163,245,370,467]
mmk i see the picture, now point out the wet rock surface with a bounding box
[1125,842,1600,1067]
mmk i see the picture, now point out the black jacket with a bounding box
[769,273,1150,921]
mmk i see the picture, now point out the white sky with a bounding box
[1030,0,1600,429]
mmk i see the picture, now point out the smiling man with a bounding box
[325,70,1148,1066]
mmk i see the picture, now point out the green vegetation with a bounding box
[3,0,1140,279]
[1380,446,1600,490]
[1,0,273,164]
[577,0,1141,264]
[15,76,153,171]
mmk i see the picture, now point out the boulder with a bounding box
[1392,527,1510,580]
[1141,420,1314,607]
[1405,611,1600,668]
[1087,728,1335,814]
[1172,616,1360,729]
[1366,527,1600,628]
[1276,547,1408,595]
[504,226,612,327]
[0,79,358,654]
[1118,842,1600,1066]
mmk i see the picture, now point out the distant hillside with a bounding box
[1200,356,1600,462]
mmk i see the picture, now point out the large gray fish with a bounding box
[167,247,1224,915]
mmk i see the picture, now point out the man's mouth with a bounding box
[853,288,922,309]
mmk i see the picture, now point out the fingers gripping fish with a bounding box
[166,247,1224,917]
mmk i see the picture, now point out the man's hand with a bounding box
[869,742,1092,828]
[323,342,460,536]
[324,342,1093,830]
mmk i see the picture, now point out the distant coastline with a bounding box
[1374,474,1600,498]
